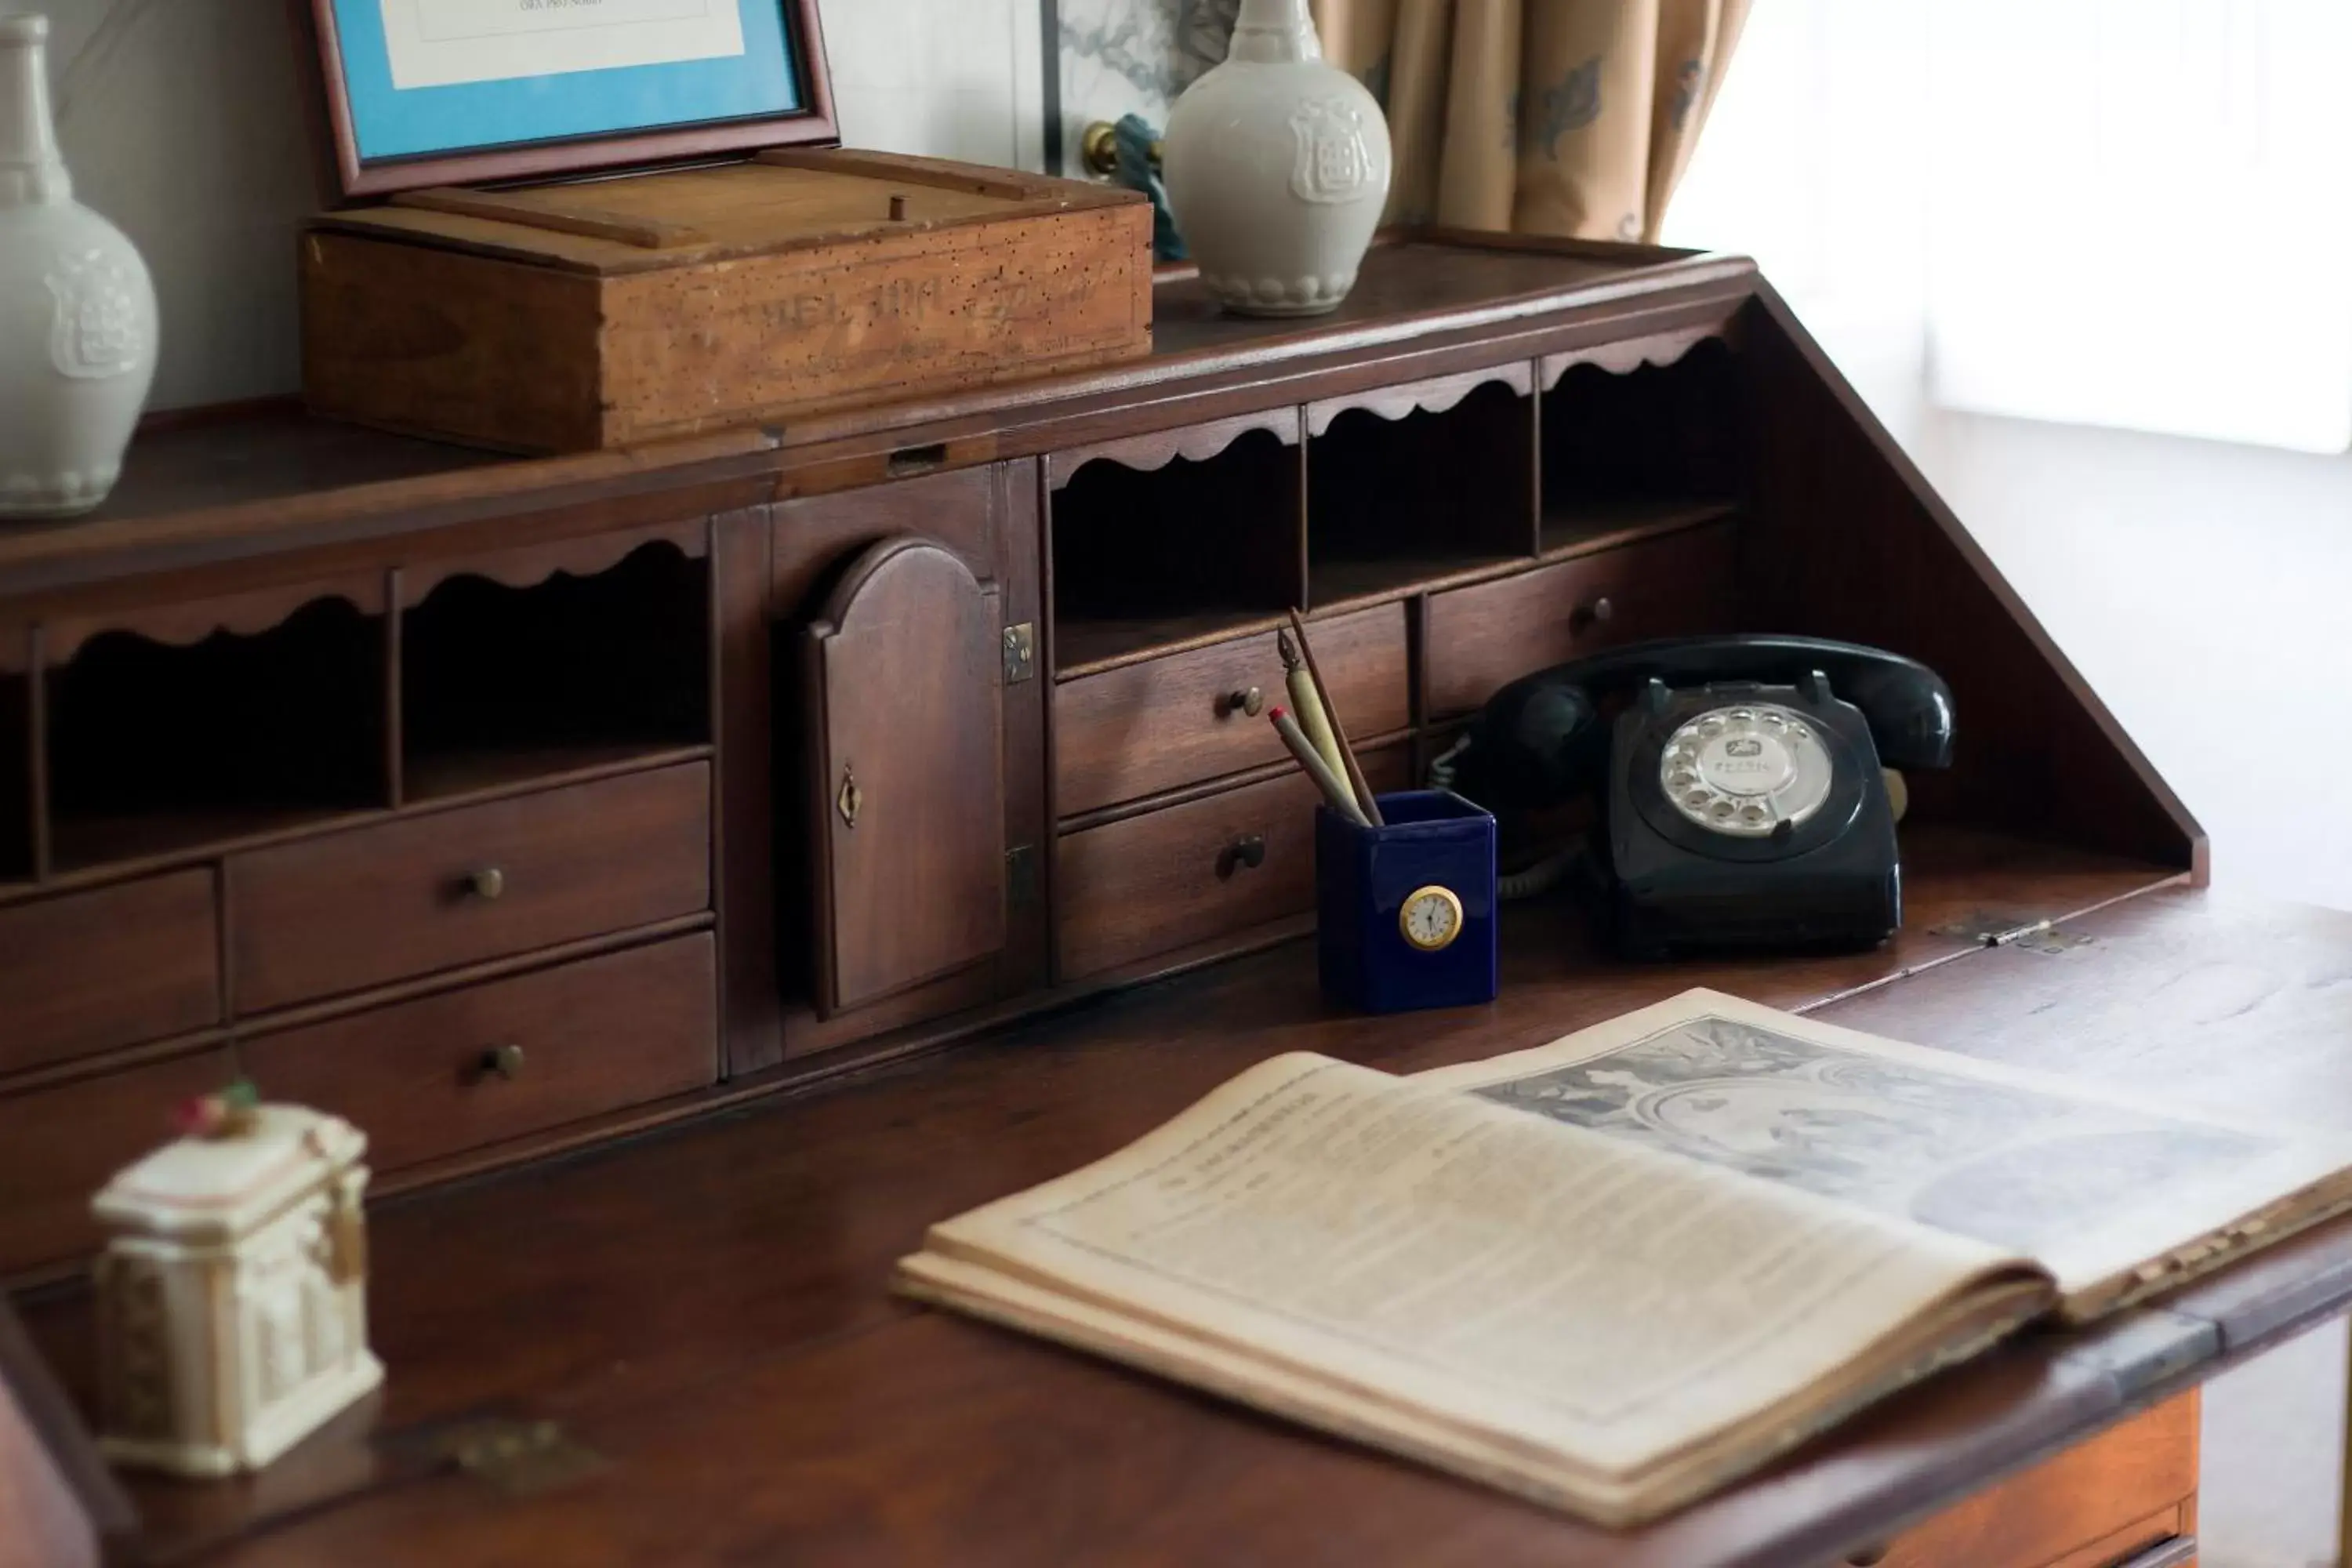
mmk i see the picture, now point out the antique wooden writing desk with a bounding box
[2,234,2340,1566]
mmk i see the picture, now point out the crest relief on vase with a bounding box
[1290,98,1381,205]
[47,248,147,381]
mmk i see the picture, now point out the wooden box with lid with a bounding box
[293,1,1152,453]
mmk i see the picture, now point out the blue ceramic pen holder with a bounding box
[1316,790,1499,1014]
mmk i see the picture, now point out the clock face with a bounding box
[1399,885,1465,952]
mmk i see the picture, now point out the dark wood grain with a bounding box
[711,506,780,1076]
[1812,887,2352,1137]
[1737,288,2200,874]
[0,1048,233,1276]
[3,848,2215,1568]
[0,869,219,1080]
[1055,745,1412,980]
[241,934,717,1175]
[1,628,29,884]
[1538,321,1735,387]
[1423,521,1740,717]
[395,517,707,607]
[1305,360,1535,437]
[805,539,1004,1016]
[228,762,710,1012]
[1044,408,1302,488]
[1054,601,1407,818]
[768,463,1046,1060]
[40,569,385,668]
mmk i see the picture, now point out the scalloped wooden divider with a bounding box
[397,517,707,608]
[1046,408,1304,489]
[1306,361,1534,438]
[1539,319,1738,390]
[41,573,389,666]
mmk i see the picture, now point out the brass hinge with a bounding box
[1927,911,2094,955]
[1927,910,2031,946]
[435,1417,607,1497]
[1002,622,1036,684]
[1006,843,1038,906]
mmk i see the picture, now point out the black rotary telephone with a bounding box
[1441,635,1955,956]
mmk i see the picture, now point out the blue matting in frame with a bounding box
[332,0,803,165]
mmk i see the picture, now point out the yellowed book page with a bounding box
[901,1244,2038,1528]
[1415,989,2352,1319]
[916,1053,2038,1483]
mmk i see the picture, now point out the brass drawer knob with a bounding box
[480,1044,525,1081]
[1218,834,1267,877]
[1574,595,1615,629]
[1222,686,1265,719]
[466,866,506,901]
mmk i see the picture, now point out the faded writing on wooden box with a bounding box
[605,206,1150,443]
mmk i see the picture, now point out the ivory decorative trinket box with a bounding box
[90,1098,382,1477]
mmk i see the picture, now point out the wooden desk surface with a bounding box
[16,840,2352,1567]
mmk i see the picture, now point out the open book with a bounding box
[896,989,2352,1526]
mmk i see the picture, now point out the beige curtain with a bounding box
[1309,0,1749,243]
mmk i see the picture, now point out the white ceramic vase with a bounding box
[1162,0,1392,318]
[0,13,157,520]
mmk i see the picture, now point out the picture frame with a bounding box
[300,0,837,200]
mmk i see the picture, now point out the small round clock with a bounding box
[1399,884,1465,952]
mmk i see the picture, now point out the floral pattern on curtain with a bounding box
[1308,0,1749,242]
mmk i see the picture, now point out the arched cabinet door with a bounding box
[804,537,1007,1017]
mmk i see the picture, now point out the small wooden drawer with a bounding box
[1058,746,1410,981]
[1056,604,1408,818]
[1424,524,1738,718]
[1849,1390,2198,1568]
[0,1049,236,1276]
[230,763,710,1013]
[0,870,220,1079]
[241,934,717,1174]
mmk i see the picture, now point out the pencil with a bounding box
[1276,630,1348,782]
[1286,608,1385,826]
[1270,706,1367,826]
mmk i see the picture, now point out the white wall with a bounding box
[1670,0,2352,916]
[40,0,1044,412]
[1921,412,2352,913]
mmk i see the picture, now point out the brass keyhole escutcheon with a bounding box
[837,768,862,829]
[1218,834,1267,878]
[481,1044,525,1081]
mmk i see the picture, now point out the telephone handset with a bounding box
[1443,635,1955,956]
